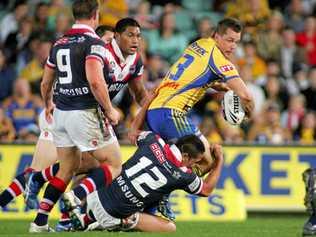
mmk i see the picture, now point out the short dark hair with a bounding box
[176,135,205,159]
[96,25,114,37]
[72,0,98,20]
[215,18,243,35]
[114,17,140,33]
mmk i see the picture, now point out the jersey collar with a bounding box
[111,39,136,66]
[65,24,99,38]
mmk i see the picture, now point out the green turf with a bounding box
[0,215,308,237]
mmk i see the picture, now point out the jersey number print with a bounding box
[125,156,167,197]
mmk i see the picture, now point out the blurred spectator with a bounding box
[133,0,157,30]
[0,48,16,101]
[264,76,289,110]
[296,16,316,66]
[281,94,306,132]
[4,16,33,65]
[302,67,316,110]
[237,40,267,80]
[19,36,52,94]
[199,117,222,144]
[2,78,42,142]
[293,110,316,144]
[279,27,306,78]
[226,0,270,36]
[221,124,245,144]
[54,13,71,39]
[190,16,214,43]
[33,2,50,32]
[146,12,188,64]
[248,102,292,144]
[16,32,40,74]
[144,53,167,90]
[239,65,265,115]
[0,1,28,44]
[284,0,305,33]
[0,108,15,142]
[47,0,71,31]
[256,10,284,61]
[100,0,128,27]
[286,65,309,95]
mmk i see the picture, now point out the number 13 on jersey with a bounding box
[169,54,194,81]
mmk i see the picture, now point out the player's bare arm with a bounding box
[128,91,157,144]
[226,77,254,118]
[86,58,120,125]
[40,65,56,123]
[199,144,224,196]
[128,78,148,106]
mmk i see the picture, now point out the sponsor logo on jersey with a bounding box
[108,83,125,92]
[190,42,207,56]
[150,143,166,164]
[220,64,234,72]
[116,175,144,207]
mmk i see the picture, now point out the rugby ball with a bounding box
[222,90,245,125]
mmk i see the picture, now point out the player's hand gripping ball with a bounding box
[222,90,245,125]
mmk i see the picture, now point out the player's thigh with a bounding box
[90,140,122,176]
[52,108,75,148]
[56,146,81,182]
[78,152,100,173]
[30,138,57,170]
[147,109,185,140]
[65,109,118,152]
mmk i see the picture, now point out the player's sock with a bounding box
[59,212,71,224]
[73,164,112,200]
[34,177,67,226]
[0,168,33,207]
[32,163,60,188]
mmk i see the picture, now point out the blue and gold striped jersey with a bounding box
[149,38,240,112]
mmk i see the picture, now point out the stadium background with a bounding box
[0,0,315,235]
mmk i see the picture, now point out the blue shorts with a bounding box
[146,108,201,141]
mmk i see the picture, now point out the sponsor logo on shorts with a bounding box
[91,139,98,147]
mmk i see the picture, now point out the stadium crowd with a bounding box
[0,0,316,145]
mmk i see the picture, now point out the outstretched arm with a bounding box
[198,144,224,197]
[128,91,157,144]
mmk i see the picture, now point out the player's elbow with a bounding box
[200,183,215,197]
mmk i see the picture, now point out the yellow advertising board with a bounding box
[220,146,315,211]
[0,144,246,220]
[1,144,315,219]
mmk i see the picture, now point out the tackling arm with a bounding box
[198,144,224,197]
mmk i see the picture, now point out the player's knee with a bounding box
[164,221,176,232]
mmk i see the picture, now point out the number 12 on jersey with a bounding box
[169,54,194,81]
[125,156,167,198]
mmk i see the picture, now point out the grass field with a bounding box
[0,214,308,237]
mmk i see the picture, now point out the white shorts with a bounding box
[87,191,121,229]
[52,108,117,152]
[38,109,54,141]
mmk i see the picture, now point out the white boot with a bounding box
[29,223,55,233]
